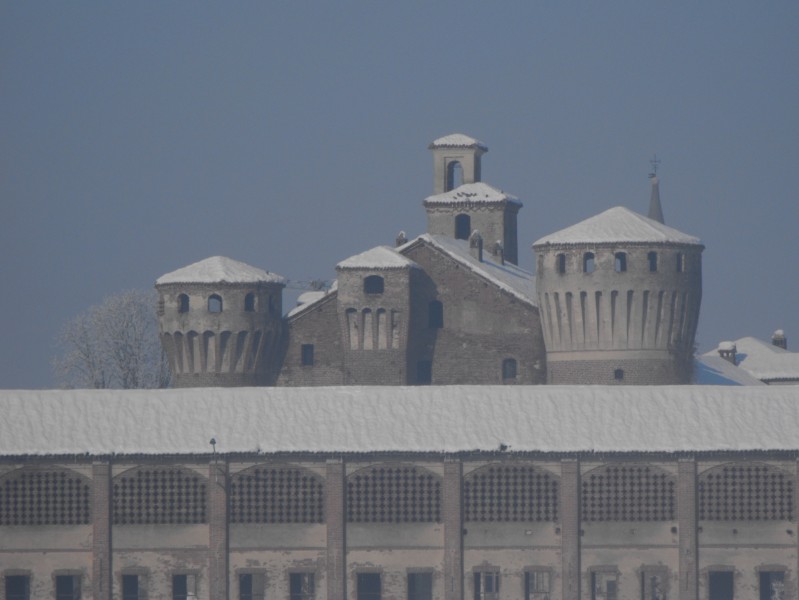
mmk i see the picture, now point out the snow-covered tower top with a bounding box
[429,133,487,195]
[156,256,285,285]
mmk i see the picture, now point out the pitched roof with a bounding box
[1,385,797,456]
[400,234,537,306]
[336,246,419,270]
[693,355,767,386]
[424,182,521,206]
[429,133,487,150]
[704,337,799,383]
[533,206,701,247]
[156,256,285,285]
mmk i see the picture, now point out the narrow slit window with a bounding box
[676,252,685,273]
[648,251,658,272]
[556,253,566,274]
[208,294,223,313]
[244,292,256,312]
[583,252,596,273]
[614,252,627,272]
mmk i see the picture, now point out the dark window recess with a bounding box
[648,252,658,272]
[455,214,471,240]
[474,572,499,600]
[590,572,617,600]
[640,572,667,600]
[290,573,315,600]
[583,252,596,273]
[357,574,381,600]
[346,465,441,523]
[364,275,384,295]
[208,294,223,313]
[447,161,463,190]
[614,369,624,380]
[178,294,190,313]
[428,301,443,328]
[407,573,432,600]
[676,253,685,273]
[759,571,784,600]
[502,358,517,380]
[301,344,315,366]
[240,573,266,600]
[614,252,627,272]
[556,253,566,274]
[229,466,324,524]
[55,575,81,600]
[245,293,256,312]
[5,576,30,600]
[524,571,551,600]
[172,574,196,600]
[709,571,733,600]
[122,574,140,600]
[464,464,559,522]
[416,361,432,385]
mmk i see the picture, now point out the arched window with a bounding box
[454,214,471,240]
[676,252,685,273]
[648,251,658,272]
[363,275,384,295]
[583,252,595,273]
[502,358,517,381]
[447,160,463,190]
[244,292,256,312]
[556,253,566,274]
[208,294,223,313]
[178,294,189,313]
[614,252,627,272]
[428,300,443,329]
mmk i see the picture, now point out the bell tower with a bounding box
[429,133,487,194]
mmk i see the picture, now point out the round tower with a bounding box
[533,207,703,384]
[155,256,286,387]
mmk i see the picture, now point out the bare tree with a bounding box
[54,289,170,389]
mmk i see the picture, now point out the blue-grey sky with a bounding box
[2,2,797,388]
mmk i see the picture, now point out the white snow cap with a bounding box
[533,206,702,246]
[337,246,419,270]
[425,182,521,206]
[705,337,799,382]
[156,256,286,285]
[429,133,487,150]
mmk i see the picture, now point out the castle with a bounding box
[155,134,703,388]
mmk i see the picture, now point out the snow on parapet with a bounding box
[1,386,798,456]
[533,206,701,247]
[156,256,286,285]
[336,246,420,271]
[429,133,488,150]
[424,182,521,206]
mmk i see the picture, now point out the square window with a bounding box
[241,572,267,600]
[525,571,550,600]
[709,571,733,600]
[55,575,81,600]
[407,573,432,600]
[301,344,314,366]
[5,575,30,600]
[289,573,315,600]
[357,573,381,600]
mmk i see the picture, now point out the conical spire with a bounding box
[648,155,664,223]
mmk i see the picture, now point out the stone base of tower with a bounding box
[546,354,693,385]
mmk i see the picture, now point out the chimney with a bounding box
[491,240,505,265]
[395,230,407,247]
[717,341,737,365]
[469,230,483,261]
[772,329,787,350]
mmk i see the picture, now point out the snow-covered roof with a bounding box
[704,337,799,383]
[286,285,337,319]
[424,182,521,206]
[533,207,702,247]
[336,246,419,271]
[693,355,767,386]
[429,133,487,150]
[0,386,797,456]
[400,234,537,307]
[156,256,286,285]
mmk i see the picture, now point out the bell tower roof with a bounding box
[429,133,488,150]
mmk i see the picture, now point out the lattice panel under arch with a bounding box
[113,467,207,525]
[0,467,91,526]
[464,464,559,522]
[347,465,441,522]
[229,466,324,524]
[582,465,675,522]
[699,463,794,521]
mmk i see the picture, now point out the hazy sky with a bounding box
[2,2,797,388]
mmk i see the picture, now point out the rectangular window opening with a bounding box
[55,575,81,600]
[525,571,550,600]
[760,571,785,600]
[5,575,30,600]
[591,572,617,600]
[474,571,499,600]
[301,344,314,366]
[173,574,197,600]
[357,573,381,600]
[290,573,315,600]
[709,571,733,600]
[407,573,432,600]
[240,572,266,600]
[122,574,140,600]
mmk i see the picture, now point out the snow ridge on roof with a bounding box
[156,256,286,285]
[424,182,521,206]
[533,206,701,246]
[337,246,419,271]
[704,337,799,382]
[1,386,797,456]
[429,133,487,150]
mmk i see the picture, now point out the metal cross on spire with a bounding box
[649,154,661,178]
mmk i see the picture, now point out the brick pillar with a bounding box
[443,458,463,600]
[326,459,346,600]
[678,458,698,600]
[92,461,112,600]
[560,459,580,600]
[209,460,229,600]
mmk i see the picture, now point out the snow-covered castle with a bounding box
[155,134,704,387]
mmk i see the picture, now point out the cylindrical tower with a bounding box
[533,207,703,384]
[155,256,286,387]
